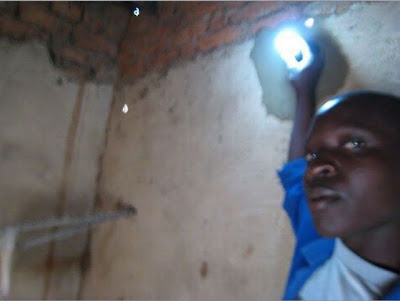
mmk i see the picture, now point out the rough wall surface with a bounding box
[81,40,294,300]
[322,2,400,96]
[81,1,400,300]
[0,40,113,299]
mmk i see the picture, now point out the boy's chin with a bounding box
[314,223,348,238]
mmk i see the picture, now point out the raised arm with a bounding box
[287,43,324,161]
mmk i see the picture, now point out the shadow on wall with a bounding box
[250,21,349,120]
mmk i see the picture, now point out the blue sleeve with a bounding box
[277,158,315,239]
[278,158,323,297]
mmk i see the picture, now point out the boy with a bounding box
[279,45,400,299]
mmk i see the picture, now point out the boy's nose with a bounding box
[305,161,337,184]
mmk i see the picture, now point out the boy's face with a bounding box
[303,98,400,238]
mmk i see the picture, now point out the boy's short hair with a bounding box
[325,90,400,137]
[338,90,400,105]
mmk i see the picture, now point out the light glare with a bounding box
[305,18,314,28]
[274,29,311,70]
[318,98,341,114]
[122,104,129,114]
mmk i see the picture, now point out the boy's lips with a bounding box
[307,187,342,210]
[308,187,340,201]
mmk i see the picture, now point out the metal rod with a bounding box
[18,226,85,250]
[0,206,136,298]
[4,207,136,250]
[8,207,136,233]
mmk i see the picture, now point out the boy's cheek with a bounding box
[345,168,388,201]
[347,168,399,213]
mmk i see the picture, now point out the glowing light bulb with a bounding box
[274,29,312,70]
[122,104,129,114]
[305,18,314,28]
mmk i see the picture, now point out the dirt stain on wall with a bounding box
[200,261,208,279]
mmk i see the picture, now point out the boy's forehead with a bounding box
[318,95,400,126]
[316,100,375,129]
[307,98,394,141]
[318,97,377,119]
[306,92,400,149]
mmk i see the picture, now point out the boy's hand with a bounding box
[288,41,324,97]
[286,41,323,161]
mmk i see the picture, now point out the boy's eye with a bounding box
[343,139,366,150]
[305,152,317,162]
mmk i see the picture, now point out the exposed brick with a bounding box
[229,1,283,24]
[1,1,307,84]
[82,2,107,33]
[120,38,140,60]
[50,22,73,49]
[58,47,89,66]
[177,2,221,24]
[52,2,82,23]
[59,63,90,81]
[147,24,172,44]
[250,5,302,36]
[95,62,117,83]
[120,35,138,52]
[175,20,208,44]
[87,52,116,72]
[118,51,133,65]
[180,42,197,60]
[108,4,130,21]
[56,49,119,83]
[222,1,247,9]
[158,2,177,20]
[126,15,158,36]
[121,44,172,75]
[303,2,351,17]
[74,25,118,59]
[105,21,129,43]
[131,23,172,55]
[208,10,228,32]
[20,2,58,32]
[120,37,164,64]
[119,59,148,82]
[152,47,181,69]
[0,2,18,15]
[104,6,130,42]
[198,26,243,53]
[0,14,43,40]
[179,2,220,15]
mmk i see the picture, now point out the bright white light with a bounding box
[122,104,129,114]
[305,18,314,28]
[274,28,312,70]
